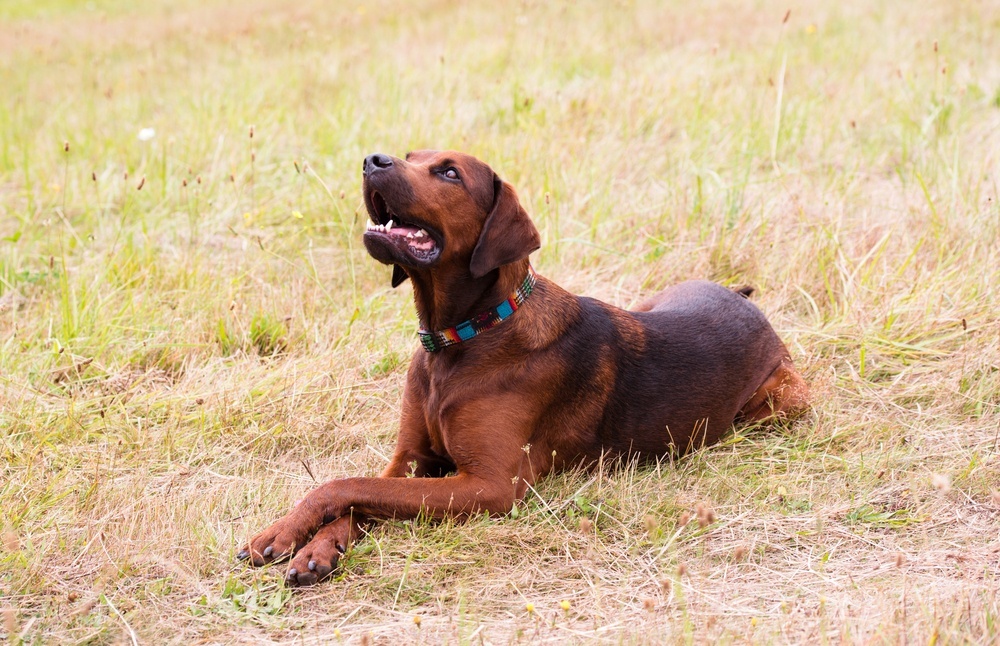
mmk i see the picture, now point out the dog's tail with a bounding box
[732,285,755,299]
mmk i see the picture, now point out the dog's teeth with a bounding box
[385,220,394,232]
[415,230,426,238]
[406,232,414,239]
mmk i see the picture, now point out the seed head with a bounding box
[137,176,145,191]
[677,562,687,577]
[70,598,97,618]
[696,503,716,528]
[733,545,747,561]
[579,517,593,533]
[2,531,19,552]
[931,473,951,492]
[339,190,346,199]
[895,552,905,568]
[249,125,254,139]
[643,598,655,612]
[678,511,691,526]
[182,179,188,188]
[3,608,16,635]
[659,578,672,593]
[644,514,658,538]
[92,171,97,182]
[63,141,70,153]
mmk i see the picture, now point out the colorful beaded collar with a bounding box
[418,267,537,353]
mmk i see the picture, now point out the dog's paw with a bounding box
[283,517,357,587]
[237,515,314,567]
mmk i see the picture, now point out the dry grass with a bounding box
[1,0,999,643]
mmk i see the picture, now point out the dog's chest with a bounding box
[421,378,452,458]
[420,361,475,460]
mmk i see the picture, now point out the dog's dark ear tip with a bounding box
[391,265,409,288]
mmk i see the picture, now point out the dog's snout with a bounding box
[363,153,394,176]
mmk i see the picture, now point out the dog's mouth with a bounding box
[363,190,441,265]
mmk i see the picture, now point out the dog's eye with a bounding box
[443,168,459,180]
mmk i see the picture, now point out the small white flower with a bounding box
[138,128,156,142]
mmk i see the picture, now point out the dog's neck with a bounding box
[408,259,531,334]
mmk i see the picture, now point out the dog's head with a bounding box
[362,150,540,287]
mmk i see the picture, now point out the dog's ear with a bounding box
[391,264,409,288]
[469,176,541,279]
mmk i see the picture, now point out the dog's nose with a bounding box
[363,153,394,176]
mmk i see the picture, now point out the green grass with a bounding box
[2,0,999,642]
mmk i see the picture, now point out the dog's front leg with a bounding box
[242,472,515,568]
[280,445,456,586]
[237,442,447,566]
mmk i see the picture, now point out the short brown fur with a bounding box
[239,151,809,586]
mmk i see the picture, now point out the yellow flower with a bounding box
[413,615,422,627]
[292,210,304,219]
[559,600,571,612]
[805,24,817,34]
[525,603,535,614]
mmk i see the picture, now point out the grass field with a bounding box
[2,0,999,642]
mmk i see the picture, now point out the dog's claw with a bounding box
[308,560,316,571]
[236,549,250,561]
[287,569,318,587]
[263,546,273,557]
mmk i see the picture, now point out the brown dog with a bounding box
[238,150,808,586]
